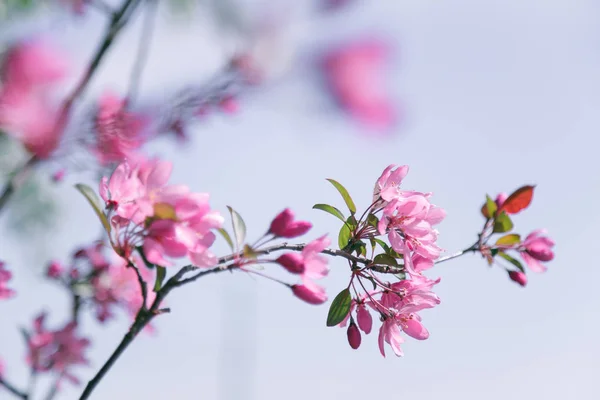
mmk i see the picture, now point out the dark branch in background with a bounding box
[127,0,158,104]
[0,0,144,215]
[0,377,28,399]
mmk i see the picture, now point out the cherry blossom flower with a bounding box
[322,40,396,130]
[101,159,223,266]
[26,313,90,385]
[0,39,69,158]
[289,236,330,304]
[92,91,149,165]
[519,229,555,273]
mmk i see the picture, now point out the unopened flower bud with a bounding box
[46,261,63,279]
[276,253,305,274]
[269,209,312,238]
[218,95,239,114]
[52,169,66,183]
[495,192,508,209]
[508,270,527,287]
[347,322,361,349]
[291,282,327,305]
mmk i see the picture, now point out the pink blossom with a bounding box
[93,91,149,165]
[378,318,405,357]
[26,313,90,385]
[289,236,330,304]
[378,194,444,262]
[0,357,4,376]
[322,40,396,130]
[1,39,68,91]
[0,39,69,158]
[347,322,361,349]
[508,270,527,287]
[0,261,15,300]
[269,208,312,238]
[356,304,373,334]
[291,280,327,305]
[373,164,409,203]
[101,159,223,266]
[519,230,555,273]
[91,256,156,322]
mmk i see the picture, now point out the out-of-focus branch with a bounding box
[127,0,158,104]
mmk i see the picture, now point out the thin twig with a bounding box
[0,156,38,212]
[127,0,158,103]
[0,377,28,399]
[127,259,148,309]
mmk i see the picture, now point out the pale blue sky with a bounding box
[1,0,598,399]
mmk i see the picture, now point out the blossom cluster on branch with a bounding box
[0,1,556,399]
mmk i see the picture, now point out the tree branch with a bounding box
[0,377,28,400]
[126,0,158,103]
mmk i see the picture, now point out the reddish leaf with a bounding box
[500,185,535,215]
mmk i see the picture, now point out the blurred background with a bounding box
[0,0,599,399]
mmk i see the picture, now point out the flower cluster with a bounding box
[337,165,443,356]
[0,39,69,158]
[46,243,156,323]
[0,261,15,300]
[100,158,223,267]
[481,190,555,286]
[26,313,90,385]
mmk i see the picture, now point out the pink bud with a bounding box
[269,208,312,238]
[52,169,66,183]
[356,305,372,334]
[218,96,239,114]
[495,192,508,209]
[291,282,327,305]
[276,253,305,274]
[69,268,79,280]
[46,261,63,279]
[347,322,361,349]
[508,270,527,287]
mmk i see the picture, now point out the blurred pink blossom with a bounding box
[0,39,70,158]
[322,40,396,130]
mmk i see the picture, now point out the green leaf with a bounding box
[495,234,521,246]
[226,206,246,250]
[338,222,352,250]
[484,194,497,219]
[312,203,345,222]
[498,251,525,272]
[154,266,166,292]
[326,288,352,327]
[493,211,514,233]
[373,253,399,267]
[367,214,379,228]
[326,179,357,215]
[349,240,367,257]
[490,248,499,257]
[217,228,234,251]
[373,238,391,253]
[75,183,111,235]
[243,244,258,259]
